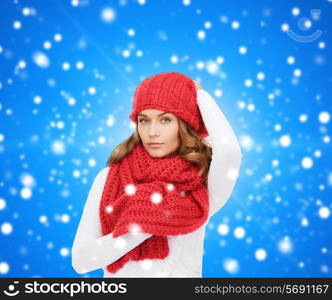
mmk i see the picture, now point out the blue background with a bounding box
[0,0,331,278]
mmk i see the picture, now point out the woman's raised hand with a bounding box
[193,80,203,91]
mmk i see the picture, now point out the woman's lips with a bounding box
[148,143,163,148]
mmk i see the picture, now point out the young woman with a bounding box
[71,72,243,277]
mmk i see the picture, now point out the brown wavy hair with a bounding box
[106,118,212,186]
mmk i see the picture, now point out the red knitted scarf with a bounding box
[99,143,209,273]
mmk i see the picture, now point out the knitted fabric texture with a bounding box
[99,143,209,273]
[129,72,209,138]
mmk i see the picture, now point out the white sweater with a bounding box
[71,89,243,277]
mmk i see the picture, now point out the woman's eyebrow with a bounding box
[137,112,170,117]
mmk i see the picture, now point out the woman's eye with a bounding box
[161,118,170,123]
[138,118,170,124]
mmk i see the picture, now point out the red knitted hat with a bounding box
[129,72,209,138]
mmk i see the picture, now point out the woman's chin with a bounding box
[147,149,165,157]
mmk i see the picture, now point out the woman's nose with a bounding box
[148,122,160,136]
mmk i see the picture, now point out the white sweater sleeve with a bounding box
[197,89,243,218]
[71,166,152,274]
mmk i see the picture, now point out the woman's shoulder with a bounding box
[203,135,212,147]
[93,166,110,184]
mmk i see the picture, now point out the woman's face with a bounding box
[137,109,180,158]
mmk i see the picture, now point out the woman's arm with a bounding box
[71,167,152,274]
[197,89,243,218]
